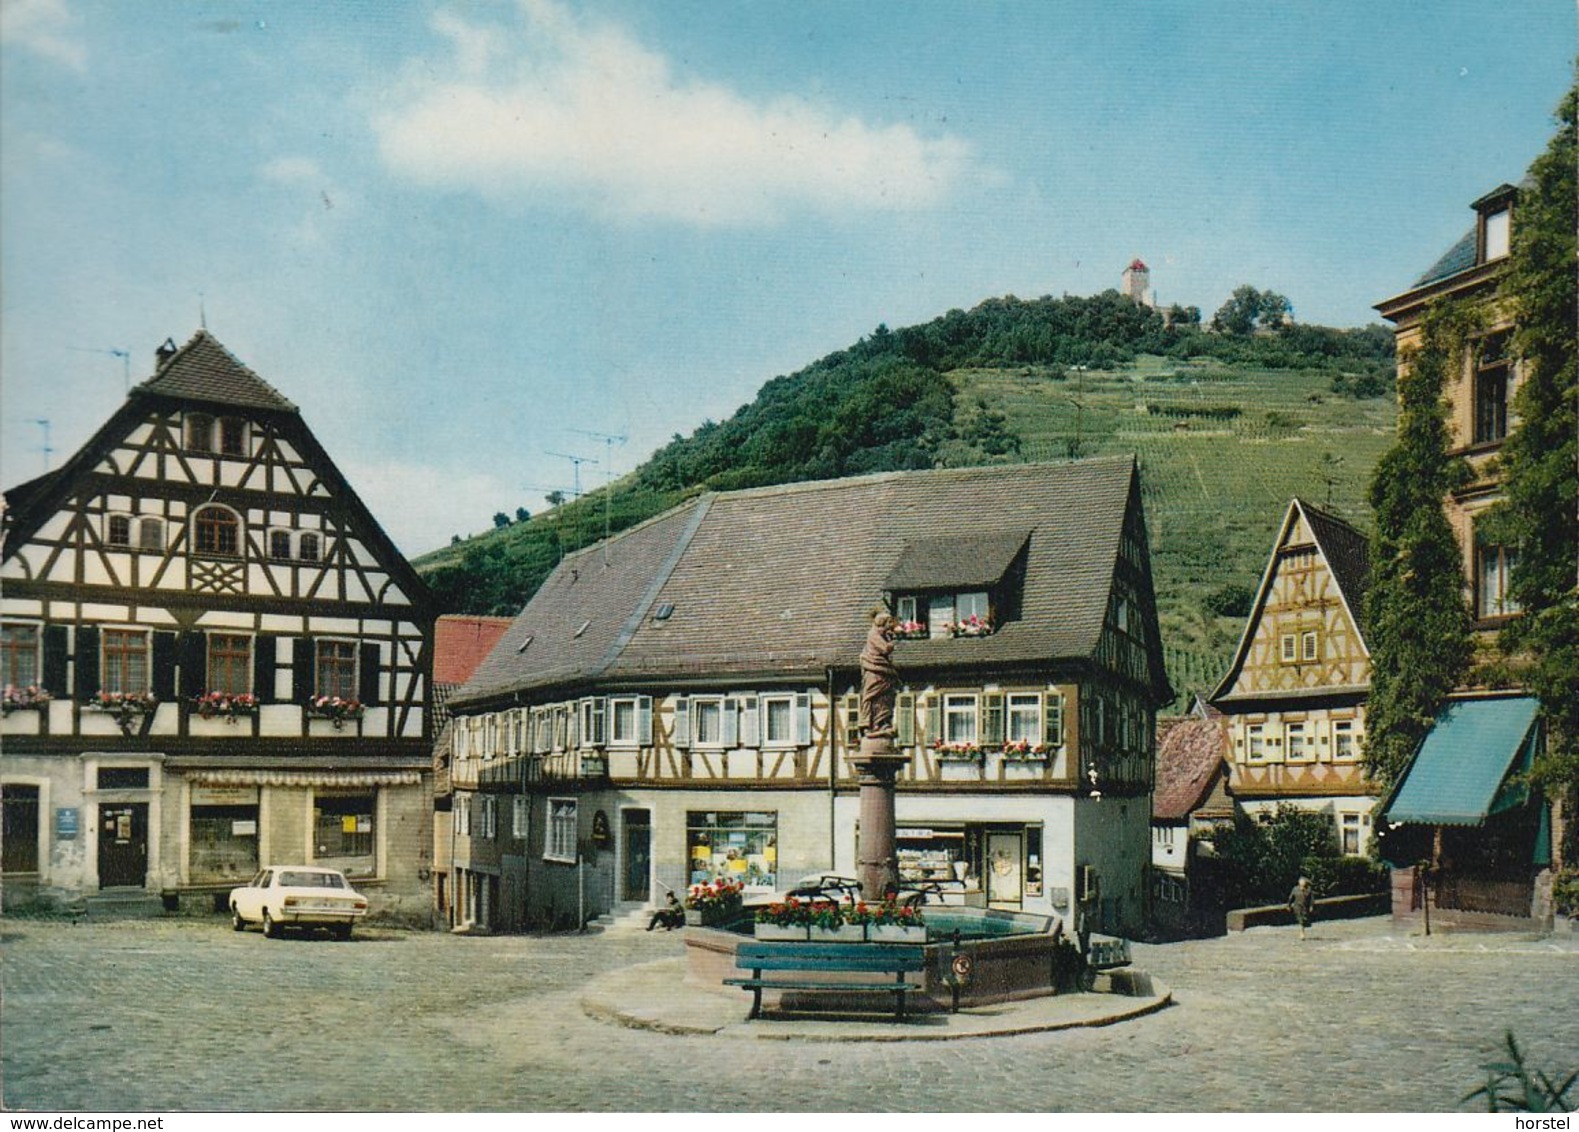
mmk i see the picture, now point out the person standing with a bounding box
[1288,876,1314,940]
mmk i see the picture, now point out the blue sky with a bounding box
[2,1,1573,556]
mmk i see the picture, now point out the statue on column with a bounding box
[859,608,899,739]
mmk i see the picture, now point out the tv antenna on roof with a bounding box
[545,451,598,500]
[569,428,627,550]
[33,420,53,472]
[71,346,131,393]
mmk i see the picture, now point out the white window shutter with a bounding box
[672,696,690,748]
[740,695,760,746]
[638,695,653,745]
[722,697,740,746]
[794,693,812,746]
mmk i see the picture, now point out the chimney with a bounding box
[155,338,178,369]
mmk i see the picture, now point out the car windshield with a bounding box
[278,871,346,889]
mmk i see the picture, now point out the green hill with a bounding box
[414,292,1397,707]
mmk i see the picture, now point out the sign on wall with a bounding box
[55,807,79,840]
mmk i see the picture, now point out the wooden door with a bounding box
[623,810,651,902]
[98,803,148,888]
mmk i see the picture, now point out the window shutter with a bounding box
[925,696,941,745]
[179,632,206,697]
[152,632,178,701]
[896,693,915,746]
[292,637,314,702]
[41,625,69,696]
[591,697,605,746]
[253,636,277,704]
[568,704,580,749]
[794,693,811,746]
[842,694,861,748]
[638,695,653,745]
[720,697,739,746]
[1044,690,1065,748]
[672,696,690,748]
[358,642,381,705]
[982,692,1004,747]
[75,625,100,701]
[739,696,760,747]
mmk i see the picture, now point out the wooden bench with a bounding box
[724,942,927,1021]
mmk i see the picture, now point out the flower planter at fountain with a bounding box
[866,924,927,944]
[753,923,809,941]
[809,924,866,943]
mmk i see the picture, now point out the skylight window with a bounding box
[574,620,591,638]
[516,634,534,653]
[653,603,675,622]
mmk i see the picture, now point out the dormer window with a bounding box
[269,531,293,560]
[193,505,241,557]
[1483,208,1510,261]
[106,514,132,547]
[885,530,1024,641]
[298,532,320,562]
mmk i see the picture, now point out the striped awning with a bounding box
[185,770,424,788]
[1385,697,1541,827]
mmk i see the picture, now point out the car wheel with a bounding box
[334,923,352,942]
[231,905,246,932]
[262,910,280,939]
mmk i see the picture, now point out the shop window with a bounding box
[313,793,375,869]
[139,517,165,551]
[207,633,252,696]
[1,623,41,689]
[192,506,241,557]
[546,798,577,862]
[1476,541,1521,619]
[185,413,215,453]
[106,514,132,547]
[1,785,41,874]
[219,418,247,456]
[102,629,150,694]
[315,640,357,700]
[687,810,776,891]
[189,804,259,882]
[1025,825,1043,897]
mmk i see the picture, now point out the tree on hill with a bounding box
[1212,285,1291,336]
[1479,86,1579,859]
[1362,299,1476,788]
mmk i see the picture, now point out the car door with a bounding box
[237,869,271,920]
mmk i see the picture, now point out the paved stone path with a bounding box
[3,914,1575,1112]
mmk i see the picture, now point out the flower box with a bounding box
[932,743,983,761]
[892,621,929,641]
[866,924,927,944]
[2,686,52,715]
[945,616,993,638]
[306,696,364,729]
[753,923,810,942]
[193,692,258,723]
[810,924,866,943]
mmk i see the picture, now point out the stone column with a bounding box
[852,736,908,901]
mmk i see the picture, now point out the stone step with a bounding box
[83,889,166,920]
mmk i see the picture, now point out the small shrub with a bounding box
[1204,582,1255,618]
[1553,867,1579,917]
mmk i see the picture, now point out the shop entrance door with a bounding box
[622,810,651,902]
[98,803,148,888]
[985,832,1023,908]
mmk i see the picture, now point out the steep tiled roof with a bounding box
[434,616,515,686]
[884,529,1029,591]
[133,330,298,413]
[1299,500,1371,622]
[1412,229,1476,289]
[1153,716,1227,821]
[458,456,1162,702]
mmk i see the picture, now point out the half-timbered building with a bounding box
[1209,498,1376,853]
[1,331,434,917]
[442,456,1170,936]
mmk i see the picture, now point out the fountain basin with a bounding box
[684,906,1076,1013]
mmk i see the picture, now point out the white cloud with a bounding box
[262,156,327,185]
[0,0,86,71]
[372,0,975,226]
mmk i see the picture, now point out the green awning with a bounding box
[1385,697,1541,827]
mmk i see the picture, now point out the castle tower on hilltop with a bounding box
[1122,258,1154,308]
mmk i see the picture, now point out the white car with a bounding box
[229,866,368,940]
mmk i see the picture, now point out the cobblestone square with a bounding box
[3,915,1575,1112]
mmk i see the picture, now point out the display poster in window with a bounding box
[342,816,358,834]
[232,820,257,836]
